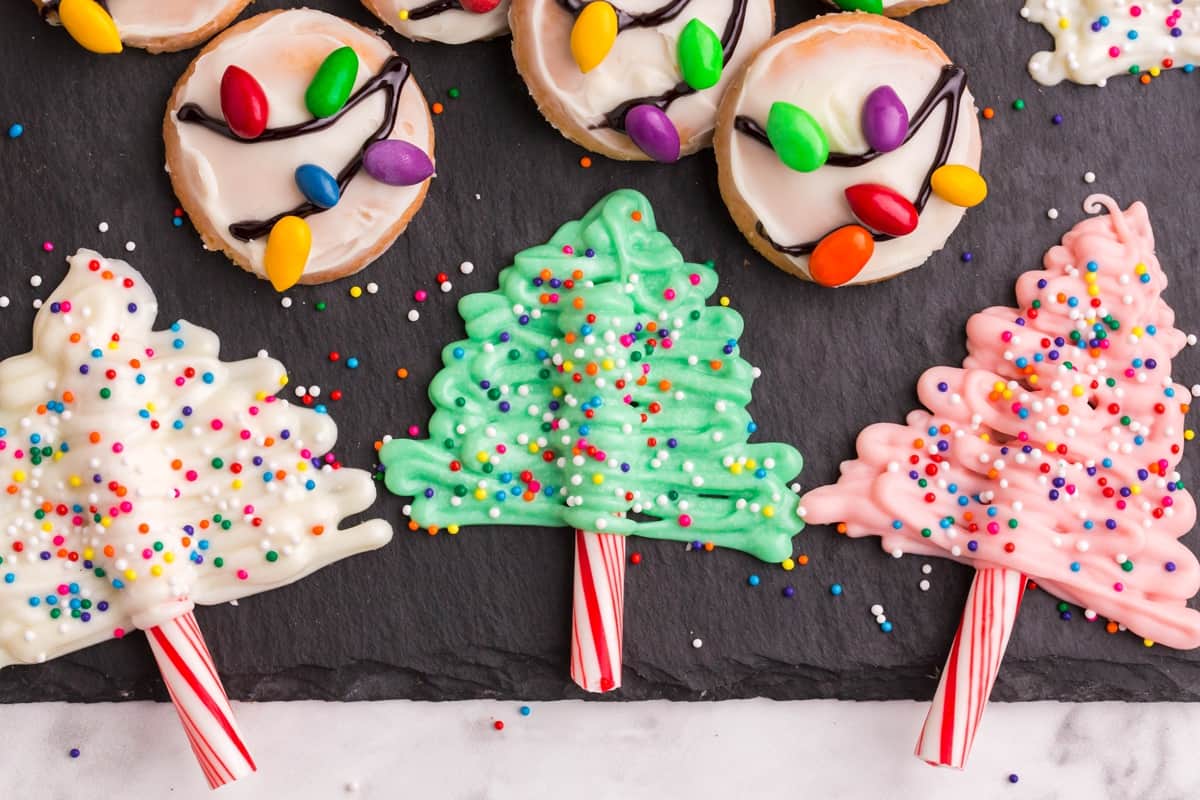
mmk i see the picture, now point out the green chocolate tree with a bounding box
[382,189,802,562]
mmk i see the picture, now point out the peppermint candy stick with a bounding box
[569,529,626,693]
[145,608,256,788]
[915,567,1027,768]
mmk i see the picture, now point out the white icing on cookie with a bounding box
[0,250,391,668]
[518,0,773,156]
[723,15,981,285]
[41,0,247,50]
[365,0,511,44]
[1022,0,1200,86]
[165,10,434,284]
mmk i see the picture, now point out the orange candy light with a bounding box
[809,225,874,287]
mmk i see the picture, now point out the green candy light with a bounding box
[765,102,829,173]
[677,19,723,91]
[833,0,884,12]
[305,46,359,119]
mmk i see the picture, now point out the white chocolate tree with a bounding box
[0,249,391,667]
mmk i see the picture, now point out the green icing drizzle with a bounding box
[381,189,803,562]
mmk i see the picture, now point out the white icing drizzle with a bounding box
[724,15,981,285]
[520,0,774,155]
[365,0,511,44]
[166,10,434,284]
[0,250,391,668]
[41,0,246,49]
[1022,0,1200,86]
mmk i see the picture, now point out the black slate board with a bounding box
[2,0,1200,704]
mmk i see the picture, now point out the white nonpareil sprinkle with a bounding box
[97,221,109,233]
[280,297,293,308]
[440,281,452,293]
[124,241,136,252]
[0,297,8,308]
[1192,385,1200,398]
[1047,208,1059,220]
[408,309,420,322]
[1083,171,1096,184]
[919,580,931,592]
[32,299,42,309]
[870,604,884,616]
[921,564,932,575]
[29,275,41,287]
[460,261,475,275]
[367,282,379,294]
[691,638,703,649]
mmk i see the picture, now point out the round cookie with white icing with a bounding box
[164,9,435,290]
[511,0,774,162]
[362,0,510,45]
[714,13,983,286]
[35,0,252,54]
[824,0,952,17]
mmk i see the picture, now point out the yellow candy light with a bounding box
[930,164,988,208]
[264,216,312,292]
[58,0,123,54]
[570,1,618,73]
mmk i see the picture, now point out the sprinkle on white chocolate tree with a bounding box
[0,250,391,667]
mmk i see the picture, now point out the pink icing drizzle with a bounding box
[802,196,1200,649]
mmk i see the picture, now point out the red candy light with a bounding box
[220,65,269,140]
[844,183,919,237]
[460,0,502,12]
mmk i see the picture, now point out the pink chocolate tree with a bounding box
[802,195,1200,768]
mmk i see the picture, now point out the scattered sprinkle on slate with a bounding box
[8,123,23,138]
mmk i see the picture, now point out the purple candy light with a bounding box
[363,139,435,186]
[625,104,681,164]
[861,85,909,153]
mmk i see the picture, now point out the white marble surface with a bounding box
[2,699,1197,798]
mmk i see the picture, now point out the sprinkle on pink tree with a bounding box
[802,195,1200,768]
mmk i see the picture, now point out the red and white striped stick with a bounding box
[570,529,626,693]
[146,610,257,789]
[915,566,1027,769]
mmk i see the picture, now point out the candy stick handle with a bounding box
[570,529,626,693]
[915,566,1027,769]
[146,610,256,789]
